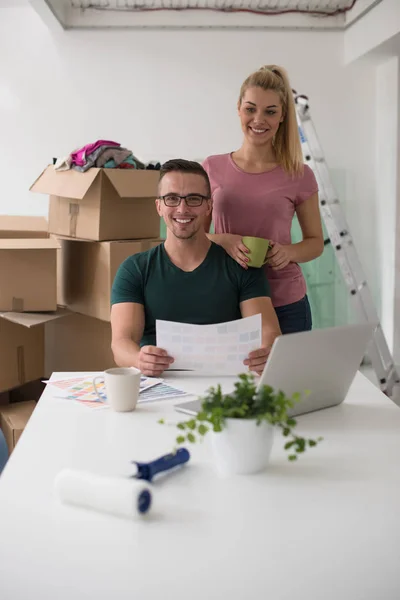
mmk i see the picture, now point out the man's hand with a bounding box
[138,346,174,377]
[243,347,269,376]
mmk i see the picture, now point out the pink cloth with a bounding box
[202,153,318,308]
[70,140,120,167]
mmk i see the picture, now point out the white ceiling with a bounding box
[0,0,30,6]
[68,0,357,14]
[11,0,382,29]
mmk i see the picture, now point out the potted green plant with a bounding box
[162,373,322,475]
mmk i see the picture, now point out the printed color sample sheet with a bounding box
[156,314,261,375]
[48,376,162,409]
[47,376,189,409]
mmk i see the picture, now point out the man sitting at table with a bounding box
[110,159,281,377]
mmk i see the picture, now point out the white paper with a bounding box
[45,375,164,409]
[138,382,190,403]
[156,314,262,375]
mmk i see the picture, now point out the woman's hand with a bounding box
[267,241,294,270]
[215,233,250,269]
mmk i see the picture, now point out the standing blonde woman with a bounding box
[203,65,324,334]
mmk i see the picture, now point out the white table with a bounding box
[0,371,400,600]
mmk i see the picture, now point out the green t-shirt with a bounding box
[111,242,270,347]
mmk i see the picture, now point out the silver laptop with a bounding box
[174,323,375,418]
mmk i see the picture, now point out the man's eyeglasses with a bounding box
[159,194,210,207]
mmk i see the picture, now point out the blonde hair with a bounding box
[239,65,303,176]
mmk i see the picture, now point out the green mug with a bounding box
[242,236,270,268]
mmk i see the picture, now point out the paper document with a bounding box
[138,382,190,403]
[156,314,262,375]
[46,375,163,409]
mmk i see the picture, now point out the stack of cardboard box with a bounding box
[0,216,59,452]
[0,165,162,452]
[29,165,162,374]
[0,216,58,388]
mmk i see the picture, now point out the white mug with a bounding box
[93,367,141,412]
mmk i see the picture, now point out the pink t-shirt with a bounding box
[202,153,318,307]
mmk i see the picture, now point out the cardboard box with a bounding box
[57,237,162,321]
[9,379,46,404]
[30,167,160,241]
[0,238,59,312]
[0,391,9,406]
[0,215,48,238]
[45,313,115,376]
[0,318,43,393]
[0,309,69,393]
[53,235,66,307]
[0,400,37,453]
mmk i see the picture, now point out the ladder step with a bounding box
[306,156,324,163]
[320,199,340,205]
[294,90,400,400]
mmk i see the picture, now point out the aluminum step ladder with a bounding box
[293,91,400,401]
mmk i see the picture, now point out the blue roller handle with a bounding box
[133,448,190,482]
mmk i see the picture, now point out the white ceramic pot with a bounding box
[210,418,274,475]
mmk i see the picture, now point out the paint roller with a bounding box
[54,448,190,519]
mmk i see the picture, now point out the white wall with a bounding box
[340,58,379,306]
[343,0,400,359]
[1,5,348,218]
[344,0,400,64]
[376,56,399,355]
[0,4,381,324]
